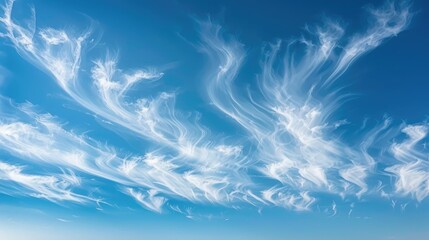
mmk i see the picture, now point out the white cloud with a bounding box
[125,188,166,213]
[0,161,89,203]
[386,124,429,201]
[198,0,412,199]
[0,0,427,216]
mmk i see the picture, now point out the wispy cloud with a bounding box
[125,188,166,213]
[0,161,89,203]
[386,125,429,201]
[198,0,413,201]
[0,0,427,216]
[0,99,252,209]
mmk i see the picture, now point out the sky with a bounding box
[0,0,428,239]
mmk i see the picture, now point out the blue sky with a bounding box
[0,0,428,239]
